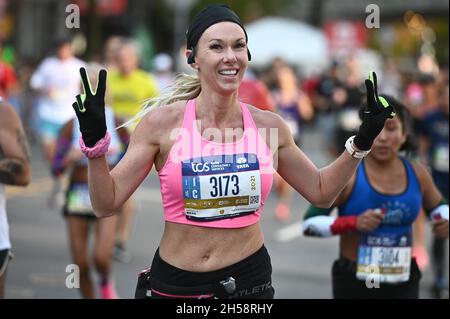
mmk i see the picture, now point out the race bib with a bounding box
[66,184,95,216]
[356,232,412,284]
[432,144,449,173]
[182,153,261,221]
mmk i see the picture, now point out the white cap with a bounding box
[154,53,173,72]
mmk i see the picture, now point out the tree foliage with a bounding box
[191,0,295,24]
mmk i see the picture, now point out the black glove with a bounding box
[354,72,396,151]
[72,67,107,147]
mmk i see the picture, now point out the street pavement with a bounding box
[4,128,447,299]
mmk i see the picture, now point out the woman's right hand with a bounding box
[356,208,384,232]
[72,67,107,147]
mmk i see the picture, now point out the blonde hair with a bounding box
[119,73,201,128]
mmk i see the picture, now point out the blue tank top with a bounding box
[338,157,422,237]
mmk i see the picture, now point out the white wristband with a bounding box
[302,216,335,237]
[430,204,449,221]
[345,136,371,159]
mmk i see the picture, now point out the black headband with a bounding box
[186,4,251,64]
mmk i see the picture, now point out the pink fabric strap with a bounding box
[79,132,111,159]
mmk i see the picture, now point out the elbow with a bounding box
[90,196,120,218]
[310,200,334,209]
[307,193,335,208]
[91,202,114,218]
[13,170,31,186]
[94,209,116,218]
[92,201,120,218]
[21,169,32,186]
[311,172,335,208]
[315,200,334,209]
[307,192,335,208]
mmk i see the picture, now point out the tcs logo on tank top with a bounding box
[191,162,210,173]
[191,157,250,173]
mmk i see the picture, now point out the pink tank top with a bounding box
[158,99,274,228]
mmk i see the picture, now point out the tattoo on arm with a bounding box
[0,136,27,185]
[0,159,23,184]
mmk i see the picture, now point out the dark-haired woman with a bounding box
[302,96,449,298]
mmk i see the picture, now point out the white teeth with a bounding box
[219,70,238,75]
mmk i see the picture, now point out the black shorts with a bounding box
[135,244,274,299]
[332,257,422,299]
[0,249,13,277]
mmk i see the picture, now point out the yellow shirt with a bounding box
[107,69,159,120]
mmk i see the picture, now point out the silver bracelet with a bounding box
[345,136,371,159]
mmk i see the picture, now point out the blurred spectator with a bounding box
[270,62,314,222]
[107,39,159,263]
[310,60,342,158]
[405,73,440,136]
[153,52,175,92]
[30,37,85,208]
[379,58,402,99]
[107,39,159,127]
[418,82,449,299]
[332,56,365,156]
[239,69,274,111]
[0,98,32,299]
[0,40,17,100]
[311,60,342,114]
[103,36,125,72]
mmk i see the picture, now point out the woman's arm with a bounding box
[276,115,361,207]
[277,72,394,207]
[414,162,449,239]
[301,176,362,237]
[71,67,161,218]
[302,206,384,237]
[416,162,446,215]
[88,113,159,217]
[51,121,73,177]
[0,102,31,186]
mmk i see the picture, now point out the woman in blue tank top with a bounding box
[302,96,449,298]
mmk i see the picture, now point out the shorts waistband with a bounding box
[139,244,273,299]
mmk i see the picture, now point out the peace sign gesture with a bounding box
[72,67,107,147]
[364,72,395,119]
[353,71,396,151]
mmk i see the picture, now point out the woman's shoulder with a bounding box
[0,101,20,128]
[138,100,187,134]
[245,104,284,129]
[408,158,432,186]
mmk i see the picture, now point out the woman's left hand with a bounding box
[353,72,396,151]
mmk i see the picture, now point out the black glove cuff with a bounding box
[82,128,107,147]
[353,134,373,151]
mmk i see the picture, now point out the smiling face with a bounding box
[191,22,249,95]
[370,116,407,162]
